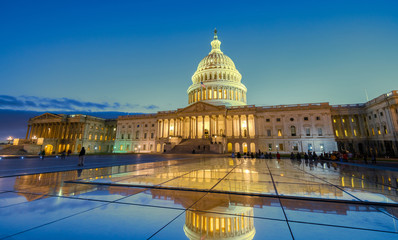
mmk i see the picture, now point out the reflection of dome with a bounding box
[184,205,255,240]
[187,29,247,107]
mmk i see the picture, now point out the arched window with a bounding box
[219,73,222,79]
[209,73,212,80]
[205,74,207,80]
[291,126,296,136]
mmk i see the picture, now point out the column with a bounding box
[209,115,212,137]
[246,115,250,138]
[189,117,191,139]
[232,117,235,137]
[224,115,227,136]
[239,115,242,138]
[26,125,31,139]
[195,117,198,139]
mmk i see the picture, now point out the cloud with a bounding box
[0,95,159,112]
[144,104,159,110]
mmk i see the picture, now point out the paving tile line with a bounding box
[146,159,244,240]
[0,160,208,239]
[292,164,398,222]
[264,160,296,240]
[0,156,197,178]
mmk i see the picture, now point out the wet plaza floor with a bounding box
[0,155,397,239]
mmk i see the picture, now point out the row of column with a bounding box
[188,86,246,104]
[26,122,84,140]
[157,115,255,139]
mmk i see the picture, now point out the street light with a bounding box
[7,136,13,145]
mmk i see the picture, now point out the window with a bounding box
[121,134,124,140]
[292,144,298,151]
[333,119,336,123]
[267,129,271,136]
[380,112,384,117]
[335,130,339,137]
[143,145,146,150]
[127,134,130,139]
[316,116,321,120]
[308,143,312,152]
[151,132,154,139]
[276,118,281,122]
[268,144,272,151]
[304,117,308,121]
[371,128,375,136]
[374,114,377,118]
[136,131,139,139]
[290,118,294,121]
[100,135,103,141]
[344,130,348,136]
[320,144,324,152]
[128,125,131,128]
[369,116,371,120]
[384,126,388,134]
[377,127,381,135]
[279,144,284,151]
[152,124,155,127]
[318,128,323,136]
[277,129,282,137]
[137,125,140,128]
[266,118,270,122]
[353,129,357,136]
[144,133,147,139]
[290,126,296,136]
[351,118,354,122]
[89,134,92,140]
[306,128,310,136]
[342,119,345,123]
[145,124,148,127]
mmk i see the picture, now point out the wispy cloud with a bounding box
[0,95,159,112]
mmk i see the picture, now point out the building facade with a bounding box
[23,31,398,157]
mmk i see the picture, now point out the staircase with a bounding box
[0,145,28,156]
[168,139,214,154]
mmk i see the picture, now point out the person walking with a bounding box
[276,152,281,160]
[78,147,86,166]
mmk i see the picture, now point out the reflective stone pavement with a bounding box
[0,156,397,239]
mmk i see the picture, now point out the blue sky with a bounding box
[1,0,398,138]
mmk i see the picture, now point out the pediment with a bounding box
[177,102,226,114]
[31,113,63,121]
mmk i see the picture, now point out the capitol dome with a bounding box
[187,30,247,106]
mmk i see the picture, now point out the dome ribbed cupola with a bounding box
[187,29,247,106]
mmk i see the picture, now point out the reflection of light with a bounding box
[244,169,250,174]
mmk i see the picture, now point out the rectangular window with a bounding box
[304,117,308,121]
[316,116,321,120]
[384,126,388,134]
[318,128,323,136]
[372,128,375,136]
[308,143,312,152]
[277,129,282,137]
[151,132,154,139]
[276,118,281,122]
[344,130,348,136]
[353,129,357,136]
[279,143,284,151]
[267,129,271,136]
[266,118,270,122]
[268,144,272,151]
[144,133,147,139]
[306,128,310,136]
[293,144,298,151]
[335,130,339,137]
[121,134,124,140]
[377,127,381,135]
[127,134,130,139]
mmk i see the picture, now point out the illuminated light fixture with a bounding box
[242,121,247,128]
[170,126,174,130]
[32,135,37,140]
[21,157,24,159]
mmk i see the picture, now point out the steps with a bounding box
[0,145,28,155]
[168,139,214,154]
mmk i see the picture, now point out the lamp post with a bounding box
[7,136,13,145]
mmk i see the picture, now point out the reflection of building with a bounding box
[22,30,398,156]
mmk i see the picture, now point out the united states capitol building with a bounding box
[23,31,398,157]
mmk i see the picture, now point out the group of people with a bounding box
[38,147,87,167]
[232,151,281,159]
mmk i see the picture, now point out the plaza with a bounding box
[0,154,397,239]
